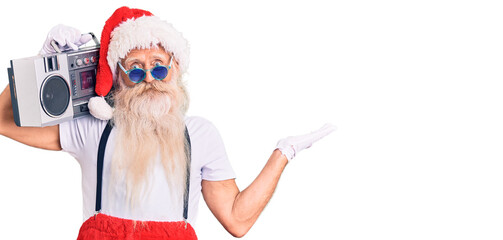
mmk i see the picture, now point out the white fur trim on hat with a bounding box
[88,96,114,120]
[107,15,190,85]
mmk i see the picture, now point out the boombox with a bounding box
[7,34,99,127]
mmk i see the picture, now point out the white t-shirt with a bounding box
[59,115,236,224]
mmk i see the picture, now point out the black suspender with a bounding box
[95,121,113,213]
[95,121,192,221]
[183,128,191,221]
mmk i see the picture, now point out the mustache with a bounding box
[132,81,175,94]
[113,81,178,104]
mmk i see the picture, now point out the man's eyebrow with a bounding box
[124,53,170,65]
[151,53,170,60]
[124,57,142,65]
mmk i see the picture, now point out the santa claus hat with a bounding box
[88,6,190,120]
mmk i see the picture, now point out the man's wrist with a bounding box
[272,149,289,166]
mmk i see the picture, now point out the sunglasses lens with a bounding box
[151,66,168,80]
[129,69,145,83]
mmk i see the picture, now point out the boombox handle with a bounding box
[50,32,100,54]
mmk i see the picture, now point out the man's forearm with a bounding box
[231,150,288,233]
[0,84,61,150]
[0,85,13,135]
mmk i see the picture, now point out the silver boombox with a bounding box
[7,33,100,127]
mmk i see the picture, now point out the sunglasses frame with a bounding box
[118,55,173,83]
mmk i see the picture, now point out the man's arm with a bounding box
[0,25,91,151]
[202,123,335,237]
[201,149,288,238]
[0,85,61,150]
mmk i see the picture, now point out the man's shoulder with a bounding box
[60,115,109,134]
[66,114,107,124]
[185,115,211,125]
[58,115,109,155]
[184,116,219,136]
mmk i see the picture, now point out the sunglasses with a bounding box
[118,55,173,83]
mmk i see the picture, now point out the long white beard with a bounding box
[110,80,188,208]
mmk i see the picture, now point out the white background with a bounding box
[0,0,502,239]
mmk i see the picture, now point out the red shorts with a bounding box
[77,213,198,240]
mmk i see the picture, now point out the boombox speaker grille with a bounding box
[40,75,70,117]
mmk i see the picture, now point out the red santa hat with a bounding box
[88,6,190,120]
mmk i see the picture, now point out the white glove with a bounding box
[39,24,92,55]
[276,123,337,161]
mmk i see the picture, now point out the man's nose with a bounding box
[143,70,155,83]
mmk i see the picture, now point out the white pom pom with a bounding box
[88,96,114,120]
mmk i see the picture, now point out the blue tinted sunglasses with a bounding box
[118,55,173,84]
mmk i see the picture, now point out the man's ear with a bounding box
[168,62,181,82]
[172,60,181,73]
